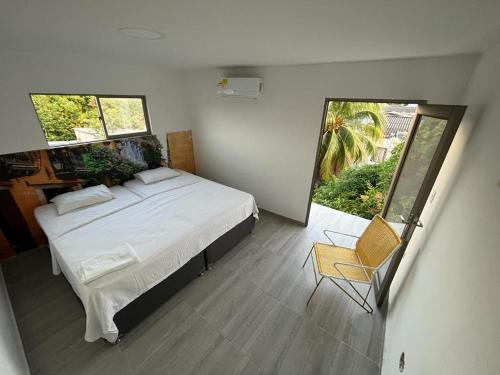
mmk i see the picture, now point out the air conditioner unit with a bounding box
[217,77,263,99]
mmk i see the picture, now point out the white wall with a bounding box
[187,55,478,222]
[0,270,31,375]
[382,43,500,375]
[0,49,190,155]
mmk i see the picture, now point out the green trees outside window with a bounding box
[31,94,150,146]
[31,95,104,142]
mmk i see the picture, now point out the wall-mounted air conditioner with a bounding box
[217,77,263,99]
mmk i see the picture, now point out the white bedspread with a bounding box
[49,177,258,342]
[123,170,202,197]
[35,186,143,275]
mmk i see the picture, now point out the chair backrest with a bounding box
[356,215,401,273]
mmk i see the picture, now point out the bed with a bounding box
[34,172,258,343]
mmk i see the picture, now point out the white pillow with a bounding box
[134,167,181,184]
[50,184,114,215]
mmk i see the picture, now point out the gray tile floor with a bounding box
[3,204,384,375]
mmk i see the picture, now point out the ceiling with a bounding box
[1,0,500,69]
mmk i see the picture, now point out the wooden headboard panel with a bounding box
[167,130,196,174]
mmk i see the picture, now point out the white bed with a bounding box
[36,175,258,343]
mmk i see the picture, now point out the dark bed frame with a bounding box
[113,214,255,338]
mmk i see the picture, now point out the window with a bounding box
[30,94,151,147]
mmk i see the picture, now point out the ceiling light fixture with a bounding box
[118,27,164,40]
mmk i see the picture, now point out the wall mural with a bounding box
[0,135,166,261]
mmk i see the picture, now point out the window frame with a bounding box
[30,93,152,148]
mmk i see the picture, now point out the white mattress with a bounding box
[47,177,258,342]
[123,170,202,197]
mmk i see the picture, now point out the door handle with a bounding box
[400,215,423,228]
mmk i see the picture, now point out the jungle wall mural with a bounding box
[0,135,166,260]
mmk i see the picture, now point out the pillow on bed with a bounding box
[50,184,114,215]
[134,167,181,184]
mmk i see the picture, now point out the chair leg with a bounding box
[328,278,374,313]
[302,245,314,268]
[360,284,373,311]
[311,252,318,285]
[302,244,318,286]
[344,278,372,310]
[306,276,325,306]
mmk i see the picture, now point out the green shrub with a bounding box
[83,145,144,185]
[313,141,404,219]
[140,136,164,168]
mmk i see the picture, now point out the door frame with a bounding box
[375,104,467,306]
[305,98,426,227]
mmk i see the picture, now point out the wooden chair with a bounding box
[302,215,401,313]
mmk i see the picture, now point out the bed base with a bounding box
[205,214,255,266]
[113,215,255,338]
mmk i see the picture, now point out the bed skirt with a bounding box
[113,214,255,337]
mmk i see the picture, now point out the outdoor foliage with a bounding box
[99,97,146,135]
[140,136,164,168]
[31,95,147,142]
[31,95,103,142]
[319,101,386,181]
[313,141,404,219]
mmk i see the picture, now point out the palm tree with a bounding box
[319,101,386,181]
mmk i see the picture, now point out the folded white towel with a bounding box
[77,243,139,284]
